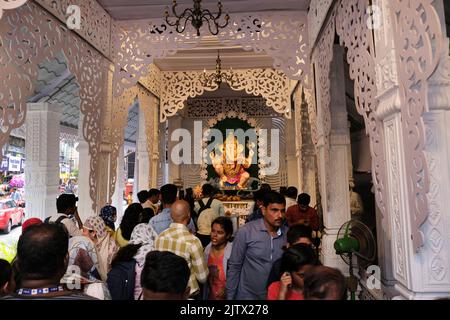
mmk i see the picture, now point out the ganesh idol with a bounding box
[209,132,256,190]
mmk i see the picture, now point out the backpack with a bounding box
[44,215,68,224]
[197,198,216,236]
[106,260,136,300]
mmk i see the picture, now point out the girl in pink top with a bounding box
[267,243,319,300]
[203,217,234,300]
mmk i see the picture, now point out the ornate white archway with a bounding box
[111,11,310,99]
[0,1,106,212]
[160,68,291,121]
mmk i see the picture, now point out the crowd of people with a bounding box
[0,183,347,300]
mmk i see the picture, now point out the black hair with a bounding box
[253,189,267,203]
[17,223,68,281]
[137,190,150,204]
[202,184,215,197]
[303,266,347,300]
[262,191,286,207]
[148,188,161,198]
[280,243,320,274]
[185,188,193,196]
[287,224,313,245]
[297,193,311,206]
[141,251,190,295]
[119,203,143,240]
[0,259,12,288]
[285,186,298,199]
[139,207,155,224]
[111,244,143,266]
[211,216,234,238]
[260,183,272,192]
[56,194,77,213]
[160,184,178,205]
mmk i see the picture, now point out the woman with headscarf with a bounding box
[128,223,158,300]
[68,230,102,282]
[83,216,118,281]
[66,218,115,300]
[100,205,117,236]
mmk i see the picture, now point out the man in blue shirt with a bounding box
[149,184,195,235]
[227,191,287,300]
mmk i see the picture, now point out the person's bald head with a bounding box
[171,200,191,224]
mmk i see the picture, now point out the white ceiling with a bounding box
[154,36,274,71]
[98,0,310,21]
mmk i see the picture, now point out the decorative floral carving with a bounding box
[312,12,335,212]
[430,257,445,281]
[160,68,290,122]
[138,91,157,189]
[140,64,161,98]
[386,122,406,280]
[308,0,335,49]
[186,96,278,119]
[108,86,138,203]
[112,12,309,98]
[0,2,105,212]
[335,0,388,218]
[424,121,447,282]
[112,19,201,97]
[390,0,444,251]
[375,49,399,95]
[34,0,112,58]
[217,11,309,80]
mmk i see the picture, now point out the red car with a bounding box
[0,199,25,234]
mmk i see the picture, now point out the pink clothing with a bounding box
[207,253,227,300]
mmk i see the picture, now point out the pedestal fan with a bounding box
[334,219,376,300]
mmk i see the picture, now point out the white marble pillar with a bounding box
[76,113,95,221]
[285,115,299,189]
[24,102,61,221]
[370,0,450,299]
[320,46,352,275]
[136,102,150,193]
[150,97,160,188]
[299,92,318,206]
[168,116,182,184]
[112,146,125,224]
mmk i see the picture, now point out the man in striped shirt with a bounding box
[154,200,208,298]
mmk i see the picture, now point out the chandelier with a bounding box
[201,50,235,87]
[164,0,230,37]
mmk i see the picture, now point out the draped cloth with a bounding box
[84,216,118,281]
[129,223,158,267]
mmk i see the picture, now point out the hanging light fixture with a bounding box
[164,0,230,37]
[201,50,235,87]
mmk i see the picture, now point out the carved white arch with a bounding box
[0,2,106,212]
[389,0,444,251]
[112,11,309,98]
[108,86,158,203]
[310,0,445,252]
[160,68,291,122]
